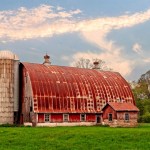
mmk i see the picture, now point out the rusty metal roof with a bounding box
[104,102,139,111]
[22,62,135,113]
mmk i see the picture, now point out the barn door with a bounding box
[96,115,101,123]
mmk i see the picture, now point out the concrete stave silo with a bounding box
[0,50,19,124]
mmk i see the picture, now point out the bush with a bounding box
[142,113,150,123]
[0,123,17,127]
[138,116,143,123]
[135,99,150,123]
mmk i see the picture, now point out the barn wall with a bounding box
[36,113,97,126]
[117,112,138,120]
[102,105,117,119]
[51,114,63,122]
[38,113,44,123]
[116,112,138,127]
[69,114,80,122]
[21,68,34,124]
[36,113,98,123]
[102,105,118,127]
[36,113,97,124]
[86,114,96,122]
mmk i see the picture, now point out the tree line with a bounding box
[132,81,150,123]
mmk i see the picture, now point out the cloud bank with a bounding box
[0,5,150,77]
[0,5,150,41]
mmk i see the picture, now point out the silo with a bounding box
[0,50,19,124]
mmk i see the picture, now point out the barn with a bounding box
[19,54,139,127]
[102,102,139,127]
[0,50,139,127]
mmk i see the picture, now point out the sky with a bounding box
[0,0,150,81]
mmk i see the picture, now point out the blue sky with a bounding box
[0,0,150,81]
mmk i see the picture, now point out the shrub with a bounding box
[142,113,150,123]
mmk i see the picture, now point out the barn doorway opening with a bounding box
[96,115,101,123]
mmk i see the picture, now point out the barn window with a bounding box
[108,114,112,121]
[125,113,129,121]
[81,114,86,122]
[45,114,50,122]
[63,114,69,122]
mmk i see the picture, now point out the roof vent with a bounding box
[43,53,51,66]
[92,60,100,69]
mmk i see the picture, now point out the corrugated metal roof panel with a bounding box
[105,102,139,111]
[22,62,135,113]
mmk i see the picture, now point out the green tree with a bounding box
[133,81,149,100]
[135,99,150,123]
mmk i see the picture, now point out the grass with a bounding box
[0,124,150,150]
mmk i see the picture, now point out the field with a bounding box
[0,124,150,150]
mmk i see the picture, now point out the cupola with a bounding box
[43,53,51,66]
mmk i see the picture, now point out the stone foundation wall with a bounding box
[103,119,138,127]
[37,122,97,127]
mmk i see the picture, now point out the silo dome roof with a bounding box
[0,50,19,60]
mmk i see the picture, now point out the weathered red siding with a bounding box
[51,114,63,122]
[69,114,80,122]
[38,114,44,123]
[86,114,96,122]
[102,105,117,119]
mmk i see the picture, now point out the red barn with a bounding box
[19,55,139,127]
[102,102,139,127]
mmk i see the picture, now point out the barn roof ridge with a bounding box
[21,62,118,73]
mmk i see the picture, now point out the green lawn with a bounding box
[0,124,150,150]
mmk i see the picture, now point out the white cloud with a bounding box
[0,5,150,41]
[132,43,143,54]
[71,9,82,15]
[57,6,64,11]
[0,5,150,77]
[70,49,134,77]
[1,40,7,43]
[61,55,70,61]
[0,5,81,40]
[143,58,150,63]
[125,11,131,14]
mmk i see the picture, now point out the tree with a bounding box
[132,71,150,123]
[74,58,112,71]
[132,81,150,100]
[135,98,150,123]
